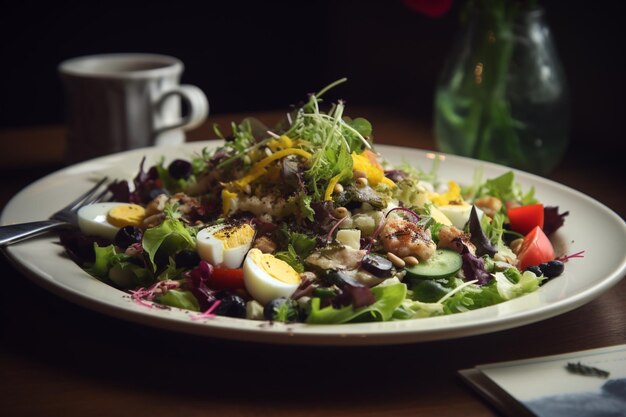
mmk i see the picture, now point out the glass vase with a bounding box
[434,6,570,175]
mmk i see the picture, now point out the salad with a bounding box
[61,79,574,324]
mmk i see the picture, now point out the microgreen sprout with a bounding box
[557,250,585,262]
[191,300,222,321]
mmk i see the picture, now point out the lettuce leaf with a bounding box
[142,210,195,271]
[494,270,543,300]
[275,228,317,273]
[392,299,445,320]
[440,280,504,313]
[441,269,542,313]
[86,244,151,288]
[157,289,200,311]
[475,171,537,206]
[306,280,406,324]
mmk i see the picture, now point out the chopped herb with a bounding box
[565,362,610,379]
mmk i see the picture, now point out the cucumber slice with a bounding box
[404,249,462,280]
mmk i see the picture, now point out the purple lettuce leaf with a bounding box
[462,252,493,286]
[185,261,217,311]
[469,206,497,257]
[543,206,569,235]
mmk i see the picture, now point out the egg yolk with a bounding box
[428,181,464,206]
[249,249,301,284]
[214,223,255,249]
[107,204,146,228]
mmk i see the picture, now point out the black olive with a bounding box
[501,223,517,245]
[322,270,362,287]
[148,187,169,200]
[212,293,246,318]
[168,159,193,180]
[174,250,200,269]
[525,265,543,277]
[539,260,564,278]
[153,248,170,270]
[263,297,299,322]
[361,253,393,278]
[114,226,143,249]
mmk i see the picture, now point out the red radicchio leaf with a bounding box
[468,206,497,257]
[462,252,492,286]
[384,169,408,183]
[448,237,492,286]
[324,270,376,309]
[543,206,569,235]
[107,180,131,203]
[130,157,165,204]
[448,237,467,254]
[185,261,217,311]
[59,230,110,266]
[334,285,376,309]
[310,200,338,234]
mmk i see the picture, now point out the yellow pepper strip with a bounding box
[361,149,383,170]
[233,147,312,189]
[267,135,294,152]
[380,176,396,187]
[234,170,266,189]
[221,189,238,216]
[324,173,343,201]
[351,151,396,188]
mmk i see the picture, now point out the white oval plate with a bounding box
[2,142,625,345]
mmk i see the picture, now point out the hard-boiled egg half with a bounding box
[437,204,484,229]
[243,248,301,305]
[196,223,255,269]
[78,202,145,240]
[428,180,484,229]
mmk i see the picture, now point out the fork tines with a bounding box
[66,177,110,212]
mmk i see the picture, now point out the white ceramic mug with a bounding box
[59,53,209,162]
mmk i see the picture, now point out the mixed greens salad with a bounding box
[61,79,573,324]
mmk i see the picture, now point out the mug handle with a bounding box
[153,85,209,135]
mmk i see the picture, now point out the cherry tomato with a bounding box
[508,204,544,235]
[207,268,245,291]
[517,226,555,271]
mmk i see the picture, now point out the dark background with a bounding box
[1,1,624,158]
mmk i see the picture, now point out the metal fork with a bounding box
[0,177,110,246]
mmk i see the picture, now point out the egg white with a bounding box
[438,204,484,229]
[77,202,130,240]
[196,224,253,269]
[243,249,300,305]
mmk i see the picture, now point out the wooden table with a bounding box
[1,110,624,417]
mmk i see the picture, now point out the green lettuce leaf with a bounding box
[475,171,537,206]
[306,280,407,324]
[86,244,121,279]
[142,210,195,271]
[494,270,543,300]
[157,289,200,311]
[86,244,151,288]
[275,227,317,273]
[348,117,372,137]
[275,245,304,273]
[392,299,445,320]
